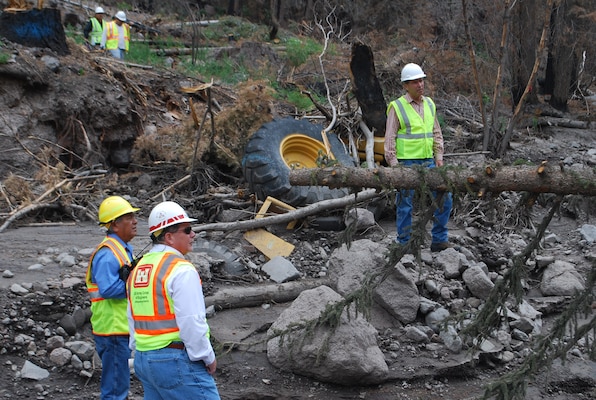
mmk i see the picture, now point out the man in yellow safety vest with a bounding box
[100,11,130,59]
[83,6,106,49]
[127,201,220,399]
[384,63,454,253]
[86,195,139,399]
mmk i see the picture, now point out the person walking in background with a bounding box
[127,201,220,400]
[384,63,454,253]
[86,195,140,400]
[101,11,130,59]
[83,6,106,49]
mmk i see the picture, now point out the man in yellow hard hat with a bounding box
[86,195,139,400]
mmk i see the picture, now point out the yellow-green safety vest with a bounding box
[89,17,104,45]
[128,251,209,351]
[85,237,131,336]
[387,96,436,159]
[104,21,130,51]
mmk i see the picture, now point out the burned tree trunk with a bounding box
[509,0,543,108]
[349,42,387,137]
[289,163,596,196]
[0,9,69,55]
[542,1,578,111]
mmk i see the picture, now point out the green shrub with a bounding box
[0,51,9,65]
[181,53,249,85]
[273,84,324,111]
[284,37,322,67]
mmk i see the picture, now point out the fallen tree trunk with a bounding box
[194,188,380,232]
[289,163,596,196]
[205,279,328,309]
[535,117,593,129]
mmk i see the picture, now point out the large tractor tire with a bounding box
[242,118,356,206]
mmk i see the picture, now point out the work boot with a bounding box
[430,242,459,253]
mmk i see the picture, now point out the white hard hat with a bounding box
[95,6,105,14]
[115,11,127,22]
[148,201,197,236]
[401,63,426,82]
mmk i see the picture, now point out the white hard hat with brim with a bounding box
[115,11,127,22]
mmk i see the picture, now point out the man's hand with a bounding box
[206,359,217,375]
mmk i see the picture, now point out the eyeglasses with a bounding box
[180,226,193,235]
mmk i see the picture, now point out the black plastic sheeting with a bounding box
[0,8,69,55]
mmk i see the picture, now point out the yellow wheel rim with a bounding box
[280,134,329,169]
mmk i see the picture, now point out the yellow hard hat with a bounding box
[98,196,140,226]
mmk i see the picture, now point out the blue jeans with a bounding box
[94,335,131,400]
[395,159,453,245]
[134,347,220,400]
[108,49,126,59]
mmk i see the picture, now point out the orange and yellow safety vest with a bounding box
[104,21,130,51]
[85,237,131,336]
[128,252,199,351]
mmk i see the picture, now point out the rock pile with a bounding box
[0,222,595,395]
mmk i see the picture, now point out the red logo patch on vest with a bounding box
[133,264,152,287]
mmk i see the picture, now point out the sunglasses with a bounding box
[180,226,193,234]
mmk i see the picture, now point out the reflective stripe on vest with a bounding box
[128,252,197,351]
[85,237,132,335]
[105,21,130,51]
[129,253,181,334]
[86,237,130,301]
[89,17,104,45]
[387,96,436,159]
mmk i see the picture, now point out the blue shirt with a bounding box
[91,233,133,299]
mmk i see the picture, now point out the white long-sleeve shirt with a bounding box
[128,244,215,366]
[100,22,128,50]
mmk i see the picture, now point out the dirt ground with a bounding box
[0,208,594,400]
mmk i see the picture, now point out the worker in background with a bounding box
[128,201,221,399]
[384,63,454,253]
[83,6,106,49]
[101,11,130,60]
[86,195,140,400]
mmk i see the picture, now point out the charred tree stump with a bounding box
[349,42,387,137]
[0,9,69,55]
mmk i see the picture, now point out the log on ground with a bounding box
[289,164,596,196]
[205,279,328,310]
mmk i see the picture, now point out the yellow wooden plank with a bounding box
[255,198,272,219]
[243,228,295,260]
[255,196,297,229]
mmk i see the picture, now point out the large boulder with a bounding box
[267,285,388,385]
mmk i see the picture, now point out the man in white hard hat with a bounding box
[86,195,140,400]
[127,201,221,399]
[384,63,454,253]
[83,6,106,49]
[100,10,130,59]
